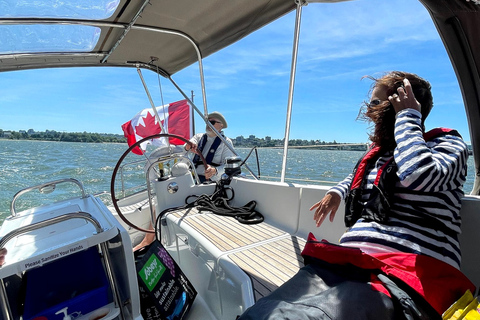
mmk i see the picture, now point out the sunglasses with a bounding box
[366,99,390,108]
[209,120,222,125]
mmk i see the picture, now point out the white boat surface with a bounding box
[1,1,480,320]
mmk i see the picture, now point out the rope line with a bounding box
[154,181,264,241]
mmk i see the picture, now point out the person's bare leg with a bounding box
[133,223,156,252]
[0,248,6,265]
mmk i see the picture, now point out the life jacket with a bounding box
[192,133,223,167]
[301,233,475,316]
[344,128,461,227]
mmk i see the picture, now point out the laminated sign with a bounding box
[136,241,196,320]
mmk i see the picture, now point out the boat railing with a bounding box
[10,178,87,217]
[0,212,103,249]
[118,158,149,198]
[0,211,124,320]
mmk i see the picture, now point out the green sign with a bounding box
[138,254,166,291]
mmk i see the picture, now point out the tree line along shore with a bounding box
[0,129,369,150]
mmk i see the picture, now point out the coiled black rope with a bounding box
[154,181,264,241]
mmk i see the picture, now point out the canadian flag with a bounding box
[121,99,193,155]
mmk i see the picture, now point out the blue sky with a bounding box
[0,0,470,144]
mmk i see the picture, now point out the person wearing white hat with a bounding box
[133,112,235,252]
[185,111,235,182]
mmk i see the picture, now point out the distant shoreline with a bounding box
[0,137,473,155]
[0,138,369,151]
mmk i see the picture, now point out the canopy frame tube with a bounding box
[281,0,306,183]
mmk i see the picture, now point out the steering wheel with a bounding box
[110,133,206,233]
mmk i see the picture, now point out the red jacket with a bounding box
[301,233,475,315]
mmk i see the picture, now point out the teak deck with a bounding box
[168,207,305,301]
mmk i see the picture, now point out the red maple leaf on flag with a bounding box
[135,112,162,138]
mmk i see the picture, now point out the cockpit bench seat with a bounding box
[227,235,305,301]
[164,207,305,304]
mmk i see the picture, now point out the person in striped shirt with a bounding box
[310,71,468,269]
[239,72,473,320]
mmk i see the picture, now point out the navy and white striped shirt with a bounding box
[329,109,468,269]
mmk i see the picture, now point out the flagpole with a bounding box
[136,67,168,148]
[135,66,169,180]
[191,90,196,135]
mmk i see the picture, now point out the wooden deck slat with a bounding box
[191,215,247,251]
[250,276,275,301]
[195,215,254,247]
[197,212,285,238]
[205,215,275,243]
[231,253,282,297]
[170,207,200,219]
[234,250,289,284]
[198,214,283,245]
[228,236,305,300]
[245,247,298,281]
[248,238,305,274]
[264,238,305,270]
[169,209,286,252]
[229,237,305,281]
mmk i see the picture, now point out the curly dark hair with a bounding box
[358,71,433,150]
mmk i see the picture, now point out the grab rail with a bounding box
[0,211,124,320]
[118,159,147,198]
[10,178,87,217]
[0,211,102,249]
[0,212,101,320]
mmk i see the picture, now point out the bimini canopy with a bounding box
[0,0,350,76]
[3,0,480,191]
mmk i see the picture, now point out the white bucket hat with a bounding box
[208,111,228,128]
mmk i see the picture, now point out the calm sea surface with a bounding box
[0,140,475,223]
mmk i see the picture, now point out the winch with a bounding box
[223,156,243,178]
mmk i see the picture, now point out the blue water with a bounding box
[0,140,475,222]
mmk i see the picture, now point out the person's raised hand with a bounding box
[388,78,421,114]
